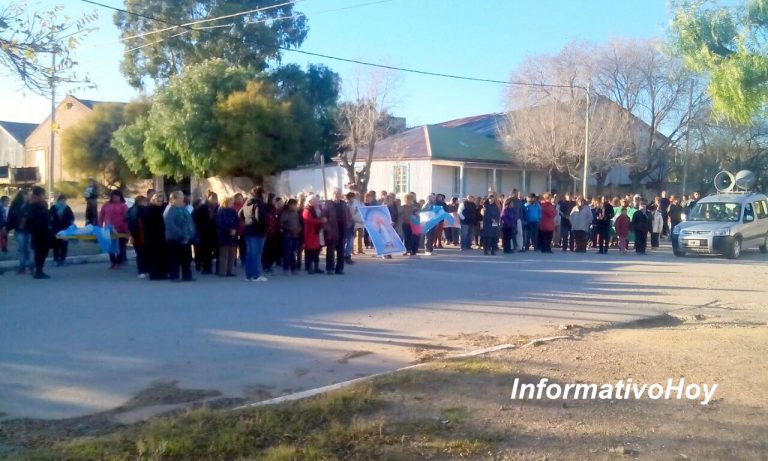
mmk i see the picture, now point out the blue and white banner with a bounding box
[419,207,455,234]
[359,206,406,256]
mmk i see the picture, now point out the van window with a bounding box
[753,200,768,219]
[744,203,754,221]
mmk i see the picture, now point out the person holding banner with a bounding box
[421,194,439,255]
[400,193,419,256]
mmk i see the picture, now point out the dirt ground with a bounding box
[372,314,768,460]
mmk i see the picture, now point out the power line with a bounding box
[80,0,582,91]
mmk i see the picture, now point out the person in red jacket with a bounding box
[538,193,556,253]
[614,207,631,254]
[301,196,326,274]
[99,190,129,269]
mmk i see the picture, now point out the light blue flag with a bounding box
[419,207,454,234]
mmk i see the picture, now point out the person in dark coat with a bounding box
[482,196,501,255]
[27,187,51,279]
[595,196,615,254]
[323,189,349,274]
[49,194,75,265]
[500,197,518,254]
[7,190,32,274]
[192,192,219,274]
[262,197,283,274]
[84,178,99,226]
[145,192,168,280]
[127,195,150,277]
[632,201,651,255]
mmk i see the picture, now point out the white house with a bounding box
[275,114,549,199]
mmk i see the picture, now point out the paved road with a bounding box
[1,245,764,419]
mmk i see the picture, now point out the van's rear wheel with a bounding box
[727,237,742,259]
[760,234,768,254]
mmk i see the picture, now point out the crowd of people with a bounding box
[0,183,703,281]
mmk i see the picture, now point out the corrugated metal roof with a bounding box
[0,121,37,144]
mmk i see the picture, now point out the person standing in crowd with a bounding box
[524,194,541,251]
[262,197,283,274]
[27,187,51,279]
[482,195,501,255]
[345,191,363,265]
[420,193,440,255]
[434,194,448,249]
[164,190,196,282]
[659,190,670,236]
[458,195,477,251]
[49,194,74,266]
[127,195,150,278]
[511,190,526,251]
[685,191,701,216]
[445,196,458,245]
[233,193,246,267]
[84,178,99,226]
[296,192,306,270]
[7,190,31,274]
[400,193,418,256]
[192,192,219,275]
[558,193,575,251]
[570,196,592,253]
[302,195,326,274]
[615,207,631,254]
[240,186,268,282]
[538,193,556,253]
[668,195,684,231]
[386,193,400,254]
[595,196,615,254]
[280,198,301,274]
[216,196,239,277]
[501,197,518,254]
[145,192,168,280]
[632,200,651,255]
[99,190,129,269]
[0,195,9,253]
[473,196,483,248]
[323,189,349,274]
[649,204,663,249]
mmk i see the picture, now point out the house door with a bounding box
[35,150,46,184]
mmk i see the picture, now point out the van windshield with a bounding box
[688,202,742,222]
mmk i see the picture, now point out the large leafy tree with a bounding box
[0,2,97,96]
[62,101,150,188]
[114,0,308,89]
[113,58,333,179]
[671,0,768,123]
[267,63,341,158]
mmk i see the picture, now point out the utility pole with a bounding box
[682,79,694,195]
[49,49,57,204]
[582,84,590,198]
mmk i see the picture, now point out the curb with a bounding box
[0,251,135,270]
[234,342,521,411]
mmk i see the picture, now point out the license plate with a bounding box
[684,239,705,247]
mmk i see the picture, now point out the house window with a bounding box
[393,164,409,194]
[452,167,461,195]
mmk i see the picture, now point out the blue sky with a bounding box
[1,0,674,125]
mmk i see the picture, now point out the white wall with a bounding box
[431,165,456,197]
[273,165,347,198]
[368,159,432,198]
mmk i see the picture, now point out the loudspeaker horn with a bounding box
[713,170,735,193]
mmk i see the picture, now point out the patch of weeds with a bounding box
[441,357,515,375]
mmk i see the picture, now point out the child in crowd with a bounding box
[614,207,631,254]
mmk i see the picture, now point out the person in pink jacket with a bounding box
[99,190,129,269]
